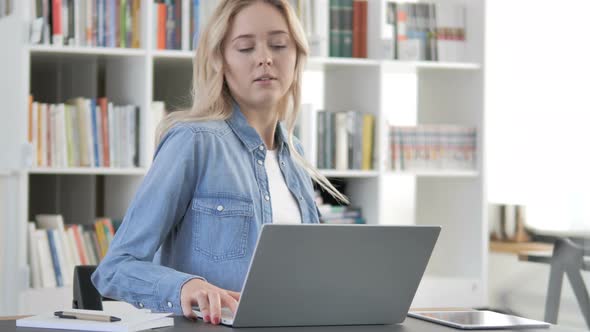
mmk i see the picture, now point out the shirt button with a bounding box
[280,161,286,167]
[138,302,144,308]
[167,301,173,308]
[216,205,224,212]
[264,195,270,201]
[299,196,304,201]
[257,160,263,165]
[259,145,264,151]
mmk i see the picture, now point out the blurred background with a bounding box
[0,0,588,329]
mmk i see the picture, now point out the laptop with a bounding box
[193,224,440,327]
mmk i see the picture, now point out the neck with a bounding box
[239,103,279,150]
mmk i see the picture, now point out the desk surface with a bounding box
[1,316,584,332]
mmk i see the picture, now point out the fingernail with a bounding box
[205,315,210,322]
[214,317,220,325]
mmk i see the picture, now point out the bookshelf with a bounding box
[0,0,486,315]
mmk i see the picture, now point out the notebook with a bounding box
[16,308,173,332]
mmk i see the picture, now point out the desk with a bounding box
[0,316,585,332]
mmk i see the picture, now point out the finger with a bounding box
[221,293,239,314]
[196,291,210,323]
[208,292,222,325]
[181,295,198,321]
[227,290,241,301]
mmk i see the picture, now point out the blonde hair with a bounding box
[156,0,348,204]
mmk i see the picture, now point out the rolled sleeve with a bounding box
[91,125,205,314]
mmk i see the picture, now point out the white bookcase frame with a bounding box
[0,0,487,315]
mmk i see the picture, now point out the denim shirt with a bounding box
[91,104,320,314]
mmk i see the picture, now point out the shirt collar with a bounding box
[226,101,289,152]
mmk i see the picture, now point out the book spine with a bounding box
[191,0,199,49]
[108,103,115,167]
[73,225,89,265]
[27,223,42,288]
[131,0,140,48]
[46,229,64,287]
[340,0,353,57]
[98,98,110,167]
[120,0,127,48]
[30,101,38,167]
[317,111,325,169]
[94,220,107,259]
[66,227,81,266]
[352,0,361,58]
[359,0,367,58]
[157,3,166,49]
[329,0,340,57]
[52,0,64,45]
[133,106,139,167]
[36,230,57,288]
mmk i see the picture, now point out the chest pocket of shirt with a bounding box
[193,193,254,261]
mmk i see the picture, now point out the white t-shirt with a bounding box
[265,149,302,224]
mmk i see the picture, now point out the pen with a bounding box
[54,311,121,322]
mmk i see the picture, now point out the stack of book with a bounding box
[328,0,367,58]
[28,96,140,168]
[388,125,477,171]
[152,0,217,51]
[29,0,143,48]
[287,0,329,57]
[290,0,467,61]
[27,214,121,289]
[318,205,365,224]
[388,1,466,61]
[317,110,375,170]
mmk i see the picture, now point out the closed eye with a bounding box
[239,48,254,53]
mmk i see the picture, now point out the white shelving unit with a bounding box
[0,0,487,315]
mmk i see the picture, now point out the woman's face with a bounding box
[223,1,297,111]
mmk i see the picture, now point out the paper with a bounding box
[16,308,173,332]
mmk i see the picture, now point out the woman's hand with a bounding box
[180,278,241,325]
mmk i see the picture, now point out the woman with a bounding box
[92,0,347,326]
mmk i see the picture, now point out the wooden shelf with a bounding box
[489,241,553,255]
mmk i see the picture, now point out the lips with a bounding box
[254,74,277,82]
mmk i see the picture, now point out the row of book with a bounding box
[28,214,120,289]
[29,0,142,48]
[388,2,466,62]
[290,0,467,62]
[318,205,365,224]
[388,125,477,171]
[328,0,367,58]
[317,110,375,171]
[28,96,140,168]
[152,0,215,51]
[0,0,12,18]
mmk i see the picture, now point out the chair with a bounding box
[519,238,590,329]
[72,265,113,310]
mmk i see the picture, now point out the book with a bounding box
[17,309,173,332]
[35,229,57,288]
[36,214,75,286]
[27,222,43,289]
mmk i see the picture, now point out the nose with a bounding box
[257,47,273,66]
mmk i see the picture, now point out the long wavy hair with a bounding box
[156,0,348,204]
